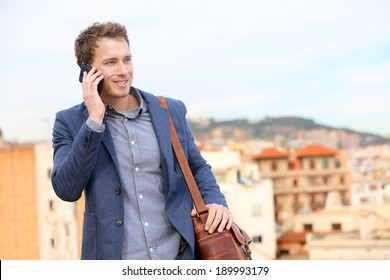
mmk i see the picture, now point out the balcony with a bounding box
[274,184,349,194]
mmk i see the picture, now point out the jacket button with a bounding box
[115,187,122,195]
[83,137,89,148]
[115,219,123,227]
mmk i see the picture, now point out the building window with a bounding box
[280,249,290,255]
[48,168,52,178]
[323,176,328,185]
[271,161,278,171]
[293,178,298,188]
[288,161,295,170]
[274,177,284,188]
[332,223,342,231]
[303,224,313,231]
[293,194,300,213]
[341,191,347,205]
[340,176,345,185]
[309,176,316,186]
[49,200,54,211]
[309,160,316,169]
[322,159,329,169]
[253,235,262,243]
[236,170,241,183]
[51,238,55,248]
[335,160,341,168]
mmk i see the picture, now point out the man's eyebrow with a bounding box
[102,57,116,62]
[102,55,132,62]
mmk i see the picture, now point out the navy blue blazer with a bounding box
[51,89,228,259]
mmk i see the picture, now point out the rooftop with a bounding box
[252,144,339,160]
[252,148,289,159]
[295,144,338,157]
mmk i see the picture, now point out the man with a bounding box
[51,22,233,260]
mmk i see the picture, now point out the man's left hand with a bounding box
[191,204,233,234]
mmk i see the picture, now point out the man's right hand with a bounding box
[82,66,105,125]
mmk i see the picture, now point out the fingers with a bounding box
[191,209,197,217]
[205,204,233,234]
[82,67,105,124]
[82,67,103,96]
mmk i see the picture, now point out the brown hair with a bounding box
[74,22,129,66]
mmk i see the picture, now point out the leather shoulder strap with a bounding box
[158,96,208,215]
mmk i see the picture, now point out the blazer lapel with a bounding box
[141,91,174,194]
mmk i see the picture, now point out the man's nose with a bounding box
[116,62,127,75]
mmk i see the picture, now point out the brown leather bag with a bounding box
[158,96,252,260]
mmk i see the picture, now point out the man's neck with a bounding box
[103,94,139,113]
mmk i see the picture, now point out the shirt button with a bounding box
[150,248,154,252]
[144,222,149,227]
[135,167,139,172]
[139,194,143,199]
[131,140,135,145]
[115,187,122,195]
[115,219,123,227]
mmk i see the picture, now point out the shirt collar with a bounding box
[105,87,147,119]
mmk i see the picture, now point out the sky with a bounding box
[0,0,389,143]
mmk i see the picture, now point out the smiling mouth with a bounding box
[113,80,128,86]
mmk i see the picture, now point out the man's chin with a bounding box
[106,88,131,97]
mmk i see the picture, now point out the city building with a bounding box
[305,204,390,260]
[252,144,352,230]
[351,180,390,205]
[202,150,276,260]
[0,142,82,259]
[277,190,390,259]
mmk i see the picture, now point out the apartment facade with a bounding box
[305,205,390,260]
[0,142,81,259]
[252,144,352,230]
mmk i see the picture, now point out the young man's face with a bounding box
[92,37,133,98]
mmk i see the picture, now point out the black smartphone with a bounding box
[79,64,104,94]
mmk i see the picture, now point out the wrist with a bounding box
[86,117,105,133]
[89,114,104,126]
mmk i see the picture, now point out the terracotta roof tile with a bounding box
[295,144,338,157]
[252,148,289,159]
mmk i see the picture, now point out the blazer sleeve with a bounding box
[168,99,228,207]
[51,110,104,202]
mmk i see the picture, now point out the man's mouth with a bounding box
[113,80,128,86]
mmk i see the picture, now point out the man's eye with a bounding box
[106,61,115,65]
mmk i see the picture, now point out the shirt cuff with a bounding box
[86,118,105,133]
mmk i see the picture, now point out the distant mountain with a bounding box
[188,116,390,147]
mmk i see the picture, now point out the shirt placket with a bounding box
[124,117,157,258]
